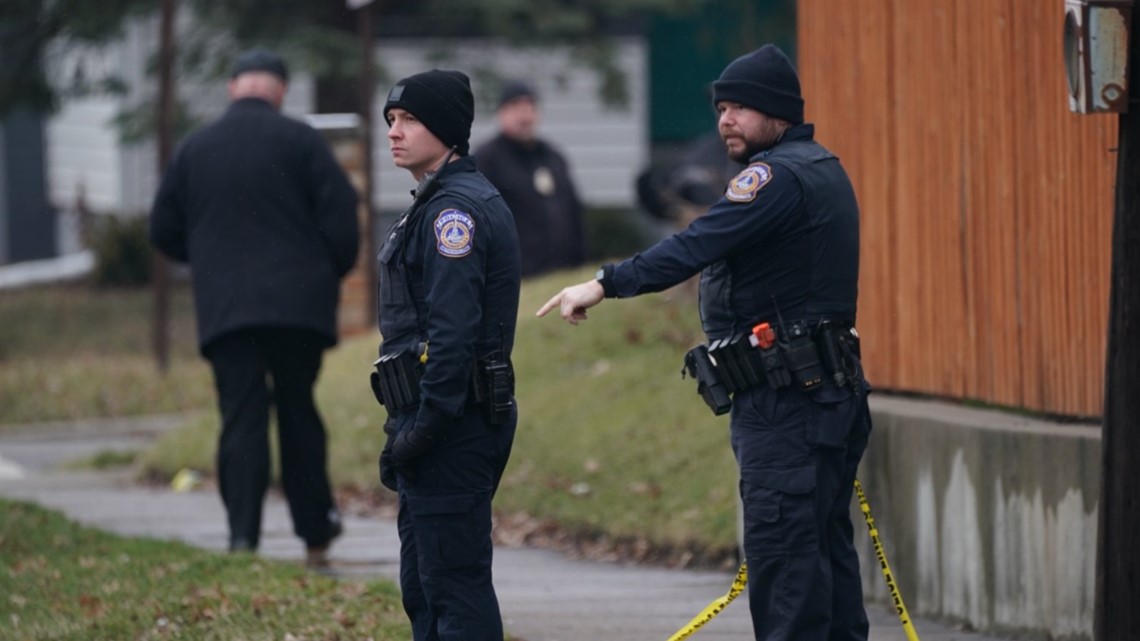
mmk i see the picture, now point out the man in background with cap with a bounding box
[537,44,871,641]
[474,80,585,278]
[149,48,359,566]
[373,67,520,641]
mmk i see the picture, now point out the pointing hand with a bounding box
[536,280,605,325]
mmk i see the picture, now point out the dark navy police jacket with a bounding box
[601,124,860,341]
[377,155,522,435]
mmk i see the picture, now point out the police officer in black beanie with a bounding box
[539,44,871,641]
[373,68,521,641]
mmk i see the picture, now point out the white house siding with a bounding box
[45,28,646,219]
[374,38,648,211]
[46,98,122,214]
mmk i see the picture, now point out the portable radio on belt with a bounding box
[779,322,824,391]
[472,350,514,425]
[750,322,792,389]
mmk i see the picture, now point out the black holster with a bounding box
[682,344,733,415]
[471,353,515,425]
[370,350,422,413]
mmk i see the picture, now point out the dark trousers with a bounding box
[391,403,517,641]
[731,380,872,641]
[203,327,337,549]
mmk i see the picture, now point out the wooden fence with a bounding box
[797,0,1118,418]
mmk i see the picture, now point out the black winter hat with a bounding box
[384,69,475,155]
[230,48,289,82]
[712,44,803,124]
[498,80,537,109]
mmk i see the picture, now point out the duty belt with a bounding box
[370,348,515,425]
[682,320,860,416]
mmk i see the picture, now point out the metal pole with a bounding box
[151,0,177,372]
[357,2,377,327]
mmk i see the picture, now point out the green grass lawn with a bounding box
[1,269,742,562]
[0,499,410,641]
[0,283,213,426]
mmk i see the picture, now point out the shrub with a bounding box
[583,206,663,261]
[89,214,152,287]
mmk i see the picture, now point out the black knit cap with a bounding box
[230,48,289,82]
[712,44,803,124]
[498,80,537,109]
[384,69,475,156]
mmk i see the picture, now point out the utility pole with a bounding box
[355,0,377,324]
[151,0,177,373]
[1095,5,1140,640]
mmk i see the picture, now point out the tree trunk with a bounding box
[151,0,177,373]
[358,3,377,325]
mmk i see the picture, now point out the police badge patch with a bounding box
[434,209,475,257]
[725,162,773,203]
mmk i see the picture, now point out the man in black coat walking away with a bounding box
[149,48,360,565]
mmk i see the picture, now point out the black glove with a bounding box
[379,434,397,492]
[391,426,440,484]
[391,426,436,462]
[378,417,400,491]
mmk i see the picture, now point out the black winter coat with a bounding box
[149,97,360,352]
[474,134,584,278]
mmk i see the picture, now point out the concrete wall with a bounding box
[857,395,1100,640]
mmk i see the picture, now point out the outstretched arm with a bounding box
[536,279,604,325]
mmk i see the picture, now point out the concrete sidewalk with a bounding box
[0,416,1011,641]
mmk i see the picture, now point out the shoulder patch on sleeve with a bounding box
[434,209,475,258]
[725,162,774,203]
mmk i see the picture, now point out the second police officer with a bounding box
[372,69,522,641]
[538,45,872,641]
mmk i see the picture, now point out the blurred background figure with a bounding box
[148,48,359,565]
[475,80,586,278]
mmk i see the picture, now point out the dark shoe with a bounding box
[305,520,343,568]
[229,538,255,553]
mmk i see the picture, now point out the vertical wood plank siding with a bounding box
[798,0,1116,418]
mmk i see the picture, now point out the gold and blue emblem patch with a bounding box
[434,209,475,258]
[725,162,773,203]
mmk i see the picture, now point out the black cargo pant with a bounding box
[389,402,517,641]
[731,376,872,641]
[203,327,339,550]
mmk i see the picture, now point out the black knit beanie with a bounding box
[383,69,475,155]
[230,48,289,82]
[711,44,804,124]
[498,80,537,109]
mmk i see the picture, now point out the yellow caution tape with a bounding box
[664,479,921,641]
[665,562,749,641]
[854,479,921,641]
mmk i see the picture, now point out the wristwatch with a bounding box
[595,264,617,298]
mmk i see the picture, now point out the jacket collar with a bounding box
[227,97,277,113]
[750,123,815,160]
